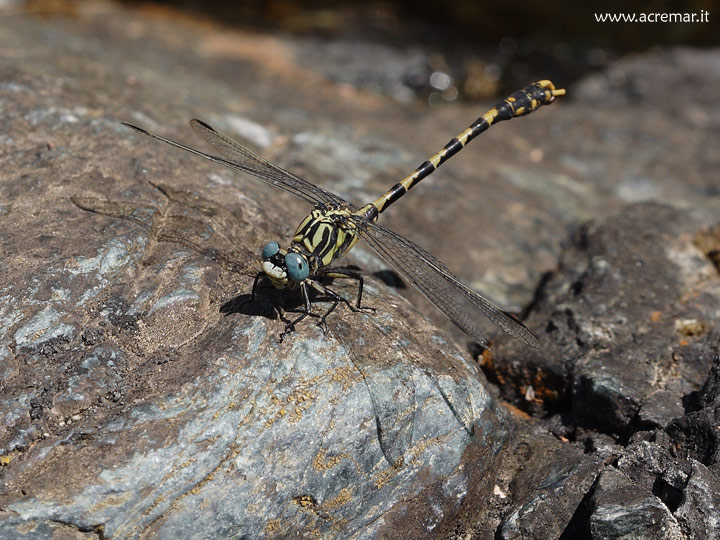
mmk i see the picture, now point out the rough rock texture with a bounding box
[1,3,719,540]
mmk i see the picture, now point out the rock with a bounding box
[490,202,720,437]
[496,426,603,540]
[1,3,720,539]
[589,468,685,540]
[674,461,720,540]
[0,6,514,539]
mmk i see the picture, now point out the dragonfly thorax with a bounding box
[292,204,363,268]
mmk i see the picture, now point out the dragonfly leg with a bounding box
[308,278,376,333]
[238,271,266,309]
[279,282,313,342]
[322,267,376,313]
[307,280,341,333]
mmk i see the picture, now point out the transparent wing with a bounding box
[352,217,541,348]
[122,120,348,208]
[333,317,477,465]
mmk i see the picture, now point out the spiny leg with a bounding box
[307,280,341,332]
[321,266,376,312]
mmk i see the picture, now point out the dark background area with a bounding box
[21,0,719,103]
[120,0,718,97]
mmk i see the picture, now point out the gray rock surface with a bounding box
[0,5,512,539]
[1,3,719,539]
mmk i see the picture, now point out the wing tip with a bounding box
[501,310,543,348]
[190,118,213,131]
[524,332,543,349]
[121,122,147,135]
[512,326,542,348]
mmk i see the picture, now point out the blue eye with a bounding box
[262,241,280,260]
[285,253,309,281]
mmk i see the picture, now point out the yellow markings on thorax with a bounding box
[292,207,361,267]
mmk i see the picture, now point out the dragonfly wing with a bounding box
[189,119,348,207]
[71,185,251,274]
[122,121,346,208]
[354,217,541,348]
[331,321,416,465]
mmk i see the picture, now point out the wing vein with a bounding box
[352,217,541,348]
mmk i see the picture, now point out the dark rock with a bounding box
[80,327,104,347]
[674,461,720,540]
[665,355,720,474]
[695,354,720,407]
[589,468,684,540]
[490,202,720,438]
[496,427,603,540]
[616,431,681,497]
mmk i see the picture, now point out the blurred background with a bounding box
[9,0,719,105]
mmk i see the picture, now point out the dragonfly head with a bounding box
[261,241,310,288]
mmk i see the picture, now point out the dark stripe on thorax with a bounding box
[311,221,335,258]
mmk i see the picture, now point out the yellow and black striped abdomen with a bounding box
[292,207,362,268]
[371,80,565,215]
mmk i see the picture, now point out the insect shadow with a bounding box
[372,269,407,289]
[220,292,276,320]
[71,181,255,276]
[331,316,477,466]
[220,269,368,329]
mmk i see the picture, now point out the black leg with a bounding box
[308,278,377,333]
[307,280,342,332]
[271,268,378,340]
[321,266,375,313]
[279,283,312,342]
[237,271,268,310]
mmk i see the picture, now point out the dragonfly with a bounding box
[123,80,564,349]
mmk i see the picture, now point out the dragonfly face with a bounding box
[261,241,310,289]
[261,203,363,290]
